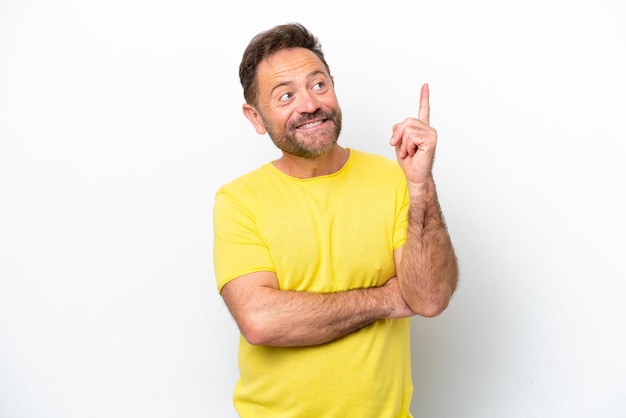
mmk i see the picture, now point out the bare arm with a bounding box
[220,271,414,347]
[390,84,459,316]
[393,180,458,316]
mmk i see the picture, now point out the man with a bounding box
[213,22,458,417]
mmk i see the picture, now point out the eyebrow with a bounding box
[269,69,328,97]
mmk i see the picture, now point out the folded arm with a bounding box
[220,271,414,347]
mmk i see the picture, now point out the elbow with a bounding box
[240,327,265,346]
[422,268,459,317]
[407,277,457,318]
[416,297,451,318]
[237,313,275,346]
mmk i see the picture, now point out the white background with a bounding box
[1,0,625,417]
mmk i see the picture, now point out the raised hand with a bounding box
[389,83,438,191]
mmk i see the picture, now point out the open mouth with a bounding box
[296,119,326,130]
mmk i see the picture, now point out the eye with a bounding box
[279,92,293,101]
[312,81,325,91]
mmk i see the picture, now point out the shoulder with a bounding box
[348,149,405,178]
[215,163,275,198]
[350,148,399,166]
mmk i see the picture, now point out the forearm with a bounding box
[397,178,459,316]
[248,287,389,346]
[221,273,411,347]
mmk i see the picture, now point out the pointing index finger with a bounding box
[418,83,430,125]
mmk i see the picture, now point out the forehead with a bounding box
[256,47,329,90]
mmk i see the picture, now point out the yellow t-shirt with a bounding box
[214,149,413,417]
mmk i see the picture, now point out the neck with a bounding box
[273,145,350,179]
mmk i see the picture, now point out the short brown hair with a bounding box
[239,23,331,106]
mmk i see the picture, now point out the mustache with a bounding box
[290,109,335,129]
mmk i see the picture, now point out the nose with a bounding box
[295,90,320,114]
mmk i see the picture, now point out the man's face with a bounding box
[249,47,342,159]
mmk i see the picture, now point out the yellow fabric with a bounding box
[213,149,413,417]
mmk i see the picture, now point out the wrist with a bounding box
[407,176,435,197]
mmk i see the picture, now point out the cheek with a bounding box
[264,103,291,123]
[275,110,297,130]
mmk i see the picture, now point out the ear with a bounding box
[242,104,267,135]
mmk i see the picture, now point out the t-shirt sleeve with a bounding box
[213,186,275,292]
[393,173,410,250]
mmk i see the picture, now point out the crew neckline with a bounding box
[268,148,354,181]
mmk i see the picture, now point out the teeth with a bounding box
[299,120,323,129]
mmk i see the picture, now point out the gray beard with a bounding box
[264,109,343,159]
